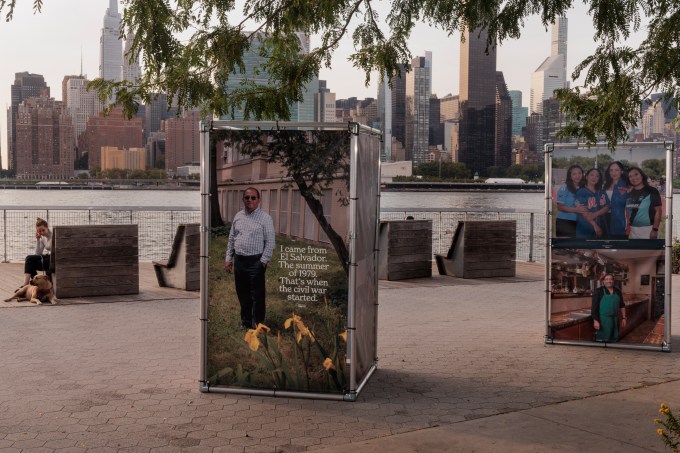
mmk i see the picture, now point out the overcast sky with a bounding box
[0,1,647,169]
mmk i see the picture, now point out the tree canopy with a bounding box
[3,0,678,147]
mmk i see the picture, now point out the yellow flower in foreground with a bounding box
[284,314,315,343]
[657,428,664,436]
[323,358,335,371]
[243,323,271,351]
[283,314,300,330]
[339,331,347,343]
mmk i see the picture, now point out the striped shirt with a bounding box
[225,208,275,264]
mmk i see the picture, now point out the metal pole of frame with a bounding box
[199,120,212,391]
[544,143,553,344]
[373,138,382,366]
[347,123,360,395]
[663,142,674,352]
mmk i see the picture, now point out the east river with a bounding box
[0,189,543,212]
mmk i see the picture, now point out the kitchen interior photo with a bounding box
[550,248,665,344]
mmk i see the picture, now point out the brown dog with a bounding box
[5,275,57,305]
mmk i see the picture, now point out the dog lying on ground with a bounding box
[5,274,57,305]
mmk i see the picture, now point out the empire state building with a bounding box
[99,0,122,82]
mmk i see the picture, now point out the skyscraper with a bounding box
[390,64,407,150]
[222,32,316,121]
[79,108,143,170]
[377,74,392,161]
[508,90,528,136]
[458,27,497,175]
[315,80,336,122]
[7,72,49,172]
[15,96,74,179]
[495,72,513,168]
[429,95,443,147]
[144,93,177,145]
[100,0,122,82]
[530,17,568,114]
[122,32,142,84]
[165,110,203,172]
[405,54,432,163]
[63,75,104,147]
[642,102,665,139]
[551,16,568,84]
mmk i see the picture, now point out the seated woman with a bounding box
[21,217,52,287]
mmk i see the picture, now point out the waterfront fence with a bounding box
[4,207,676,264]
[381,208,545,262]
[1,207,200,263]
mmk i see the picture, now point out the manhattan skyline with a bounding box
[0,0,648,169]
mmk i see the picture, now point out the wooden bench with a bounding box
[435,220,516,278]
[50,225,139,298]
[378,220,432,280]
[152,223,200,291]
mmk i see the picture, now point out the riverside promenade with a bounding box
[0,262,678,452]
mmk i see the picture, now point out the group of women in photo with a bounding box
[555,162,663,239]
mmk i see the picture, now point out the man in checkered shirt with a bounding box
[225,187,275,329]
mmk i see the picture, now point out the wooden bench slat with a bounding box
[52,225,140,298]
[437,220,517,278]
[379,220,432,281]
[54,274,139,288]
[56,264,140,279]
[55,247,138,259]
[54,255,139,267]
[54,237,138,249]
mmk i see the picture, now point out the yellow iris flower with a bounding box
[339,331,347,343]
[284,314,315,343]
[657,428,664,436]
[243,323,270,351]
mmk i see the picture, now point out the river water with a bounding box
[0,189,200,208]
[0,189,673,262]
[0,189,543,211]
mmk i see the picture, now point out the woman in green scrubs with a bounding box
[592,274,627,342]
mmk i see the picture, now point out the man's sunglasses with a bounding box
[243,196,259,200]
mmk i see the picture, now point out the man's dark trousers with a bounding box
[234,254,266,328]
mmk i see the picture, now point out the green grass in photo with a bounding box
[207,227,348,393]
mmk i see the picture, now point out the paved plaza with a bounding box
[0,262,679,452]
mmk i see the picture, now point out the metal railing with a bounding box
[4,206,676,264]
[380,208,545,262]
[1,207,200,262]
[381,208,680,262]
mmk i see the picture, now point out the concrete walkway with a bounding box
[0,262,678,452]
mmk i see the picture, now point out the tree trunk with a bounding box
[210,138,225,228]
[294,177,349,275]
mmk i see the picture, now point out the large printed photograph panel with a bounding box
[550,248,665,345]
[207,130,351,394]
[551,144,666,242]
